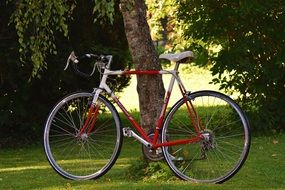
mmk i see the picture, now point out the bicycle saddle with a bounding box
[159,51,194,63]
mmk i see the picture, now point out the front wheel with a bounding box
[162,90,250,183]
[44,92,123,180]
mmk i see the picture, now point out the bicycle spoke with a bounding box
[44,93,122,180]
[162,91,250,183]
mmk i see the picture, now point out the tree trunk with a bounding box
[120,0,165,131]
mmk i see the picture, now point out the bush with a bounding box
[178,0,285,131]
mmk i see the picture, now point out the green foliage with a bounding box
[126,157,149,181]
[146,0,187,51]
[146,0,208,66]
[10,0,120,77]
[93,0,115,24]
[126,157,175,182]
[178,0,285,130]
[11,0,73,77]
[0,1,129,147]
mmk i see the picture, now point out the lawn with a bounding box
[0,133,284,190]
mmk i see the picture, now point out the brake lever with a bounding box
[64,51,78,70]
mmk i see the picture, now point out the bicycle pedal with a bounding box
[122,127,132,137]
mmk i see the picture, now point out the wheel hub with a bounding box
[77,133,89,144]
[201,129,216,156]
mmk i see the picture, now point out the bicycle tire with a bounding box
[161,90,250,183]
[44,92,123,180]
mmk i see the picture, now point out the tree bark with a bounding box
[120,0,165,131]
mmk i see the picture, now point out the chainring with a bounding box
[142,132,164,161]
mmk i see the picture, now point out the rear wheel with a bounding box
[162,90,250,183]
[44,92,123,180]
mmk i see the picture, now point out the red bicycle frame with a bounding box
[79,62,204,149]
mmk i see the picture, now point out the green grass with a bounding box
[0,133,284,190]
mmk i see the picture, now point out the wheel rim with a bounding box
[162,91,250,183]
[44,93,122,180]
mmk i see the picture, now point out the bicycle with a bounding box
[43,51,251,183]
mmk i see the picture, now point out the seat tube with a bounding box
[153,67,179,144]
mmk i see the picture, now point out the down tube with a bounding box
[111,94,150,141]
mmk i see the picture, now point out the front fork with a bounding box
[78,88,102,138]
